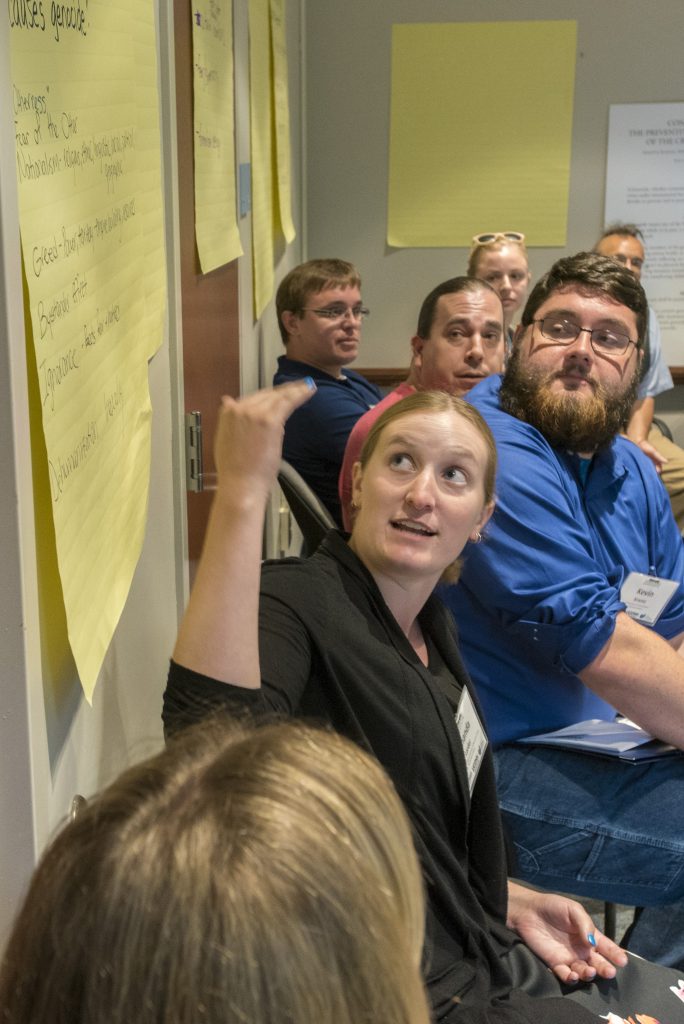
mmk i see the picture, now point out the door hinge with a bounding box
[185,410,204,492]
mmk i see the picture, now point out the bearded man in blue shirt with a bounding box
[444,251,684,970]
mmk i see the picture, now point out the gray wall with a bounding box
[303,0,683,441]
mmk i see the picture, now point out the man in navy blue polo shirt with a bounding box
[274,259,381,526]
[444,252,684,968]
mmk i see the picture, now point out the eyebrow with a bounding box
[541,308,633,332]
[443,317,503,331]
[386,433,482,462]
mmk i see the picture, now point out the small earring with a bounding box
[473,531,482,543]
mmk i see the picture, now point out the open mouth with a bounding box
[391,520,436,537]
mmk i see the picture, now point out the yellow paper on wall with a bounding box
[9,0,166,700]
[249,0,274,318]
[192,0,243,273]
[388,21,577,247]
[270,0,295,244]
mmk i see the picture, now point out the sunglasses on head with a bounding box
[472,232,525,245]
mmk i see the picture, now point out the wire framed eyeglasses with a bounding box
[302,304,370,322]
[533,316,637,356]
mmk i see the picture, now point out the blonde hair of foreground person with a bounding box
[0,718,430,1024]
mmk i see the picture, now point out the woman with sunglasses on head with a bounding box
[468,232,531,348]
[164,381,678,1024]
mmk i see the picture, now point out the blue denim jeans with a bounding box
[495,744,684,969]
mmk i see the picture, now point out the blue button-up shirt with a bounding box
[443,375,684,746]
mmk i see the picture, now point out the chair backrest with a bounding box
[277,460,335,555]
[652,415,674,443]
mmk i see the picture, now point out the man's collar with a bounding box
[278,354,348,382]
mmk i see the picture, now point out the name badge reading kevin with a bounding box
[455,688,487,795]
[620,572,679,627]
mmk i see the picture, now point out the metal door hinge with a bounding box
[185,411,204,492]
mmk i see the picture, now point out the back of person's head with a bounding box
[467,231,528,278]
[0,718,429,1024]
[415,275,501,339]
[276,258,362,343]
[519,251,648,349]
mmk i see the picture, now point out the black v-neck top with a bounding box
[164,532,593,1024]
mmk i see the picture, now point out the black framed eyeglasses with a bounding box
[533,317,637,356]
[301,304,370,322]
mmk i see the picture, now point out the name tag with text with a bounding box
[620,572,679,626]
[455,688,487,795]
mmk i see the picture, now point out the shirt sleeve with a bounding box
[638,308,674,399]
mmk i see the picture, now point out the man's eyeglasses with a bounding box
[472,231,525,246]
[533,316,637,356]
[302,304,370,322]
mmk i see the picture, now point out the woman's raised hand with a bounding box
[172,380,314,686]
[214,380,315,507]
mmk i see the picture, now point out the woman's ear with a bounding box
[470,500,495,541]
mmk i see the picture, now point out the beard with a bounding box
[500,346,639,453]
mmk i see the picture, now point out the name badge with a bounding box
[620,572,679,626]
[455,688,487,795]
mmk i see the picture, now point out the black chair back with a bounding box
[277,460,335,555]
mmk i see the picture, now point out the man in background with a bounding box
[445,251,684,968]
[274,259,381,525]
[338,277,505,528]
[595,223,684,530]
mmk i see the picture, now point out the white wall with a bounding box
[303,0,683,442]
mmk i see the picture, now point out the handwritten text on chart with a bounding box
[47,377,125,503]
[9,0,89,43]
[39,296,121,413]
[31,199,137,279]
[193,1,226,41]
[14,83,134,191]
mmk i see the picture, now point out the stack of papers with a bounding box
[518,719,680,763]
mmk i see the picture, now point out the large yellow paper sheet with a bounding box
[270,0,295,244]
[249,0,295,317]
[192,0,243,272]
[10,0,167,700]
[388,21,577,247]
[249,0,274,317]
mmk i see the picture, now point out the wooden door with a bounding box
[174,0,240,560]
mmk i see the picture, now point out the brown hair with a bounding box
[594,222,644,248]
[415,276,500,339]
[519,251,648,350]
[276,259,362,344]
[0,718,429,1024]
